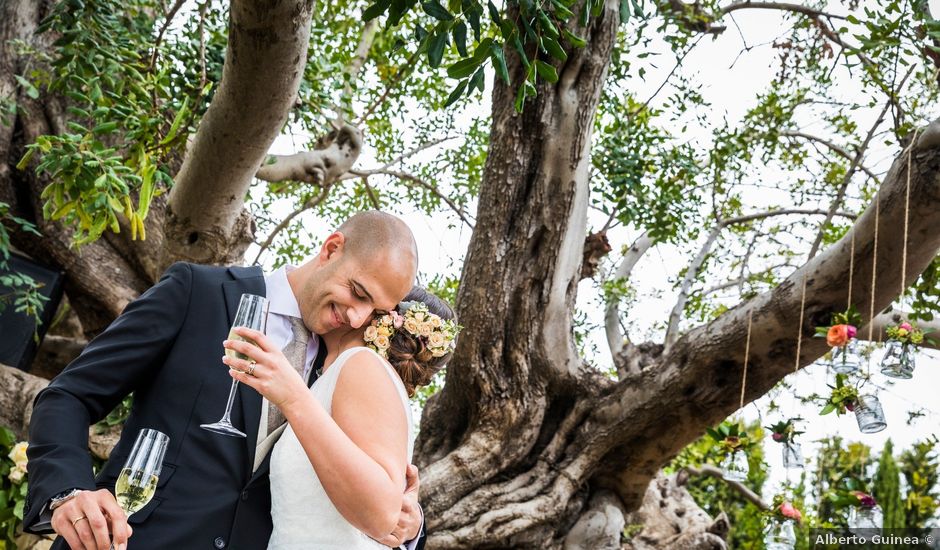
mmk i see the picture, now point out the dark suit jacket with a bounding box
[25,263,324,549]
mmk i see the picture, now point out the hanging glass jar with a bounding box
[720,451,748,482]
[763,518,797,550]
[854,394,887,434]
[782,442,804,469]
[848,504,883,534]
[831,339,861,374]
[879,340,915,379]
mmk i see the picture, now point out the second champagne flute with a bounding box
[200,293,269,437]
[111,428,168,549]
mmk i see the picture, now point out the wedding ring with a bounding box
[247,363,257,376]
[72,515,88,526]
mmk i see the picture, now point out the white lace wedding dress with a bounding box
[267,347,415,549]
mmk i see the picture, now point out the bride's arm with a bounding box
[224,330,408,539]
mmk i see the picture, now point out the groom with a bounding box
[24,211,425,550]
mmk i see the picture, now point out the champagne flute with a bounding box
[111,429,168,548]
[201,293,269,437]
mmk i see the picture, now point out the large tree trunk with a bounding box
[414,0,940,546]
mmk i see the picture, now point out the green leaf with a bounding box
[490,43,510,85]
[561,29,587,48]
[363,0,392,20]
[537,9,560,39]
[514,82,527,112]
[543,36,567,61]
[14,75,39,99]
[92,121,119,134]
[422,0,454,20]
[535,60,558,83]
[428,30,448,68]
[551,0,575,19]
[15,148,36,171]
[453,21,468,57]
[820,403,836,415]
[447,57,482,79]
[415,24,429,42]
[487,0,502,24]
[467,3,482,39]
[468,67,485,94]
[512,34,530,67]
[620,0,631,22]
[444,79,468,107]
[159,96,189,146]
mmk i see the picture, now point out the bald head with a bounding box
[337,211,418,270]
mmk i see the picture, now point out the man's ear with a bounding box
[320,231,347,261]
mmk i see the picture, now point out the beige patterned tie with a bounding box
[266,316,310,434]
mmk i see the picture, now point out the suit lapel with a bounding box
[219,267,266,472]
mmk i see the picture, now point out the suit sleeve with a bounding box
[23,262,193,532]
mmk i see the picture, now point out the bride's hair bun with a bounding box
[386,287,456,396]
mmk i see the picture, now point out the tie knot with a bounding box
[289,316,309,346]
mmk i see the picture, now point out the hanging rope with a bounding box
[848,230,855,310]
[740,309,753,410]
[900,130,919,300]
[795,275,807,374]
[867,196,880,376]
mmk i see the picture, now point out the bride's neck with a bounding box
[321,331,366,364]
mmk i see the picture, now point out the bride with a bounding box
[223,287,458,548]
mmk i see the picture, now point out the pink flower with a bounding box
[390,310,404,329]
[827,325,854,347]
[772,433,785,442]
[852,491,877,508]
[779,501,802,523]
[899,322,912,331]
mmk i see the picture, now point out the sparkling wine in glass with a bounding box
[200,293,269,437]
[111,428,168,548]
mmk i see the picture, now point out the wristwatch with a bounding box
[49,488,83,511]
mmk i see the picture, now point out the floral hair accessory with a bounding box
[364,302,460,359]
[364,312,397,358]
[398,301,460,358]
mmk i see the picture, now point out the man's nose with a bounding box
[348,305,373,329]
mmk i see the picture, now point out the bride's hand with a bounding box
[223,327,307,410]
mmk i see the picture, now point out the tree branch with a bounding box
[342,20,378,113]
[680,465,770,510]
[148,0,187,71]
[605,232,654,357]
[664,208,856,350]
[164,0,316,266]
[250,184,333,265]
[719,1,847,21]
[348,168,474,229]
[255,124,363,186]
[357,49,421,124]
[600,119,940,508]
[806,89,898,260]
[780,130,880,181]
